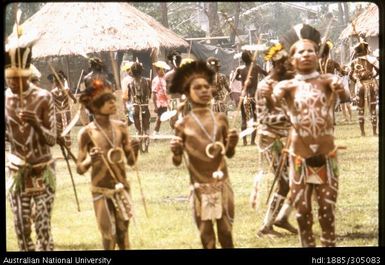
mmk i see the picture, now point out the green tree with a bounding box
[132,2,205,38]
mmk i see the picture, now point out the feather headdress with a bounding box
[79,77,113,110]
[279,24,321,53]
[5,19,40,78]
[207,57,220,68]
[47,70,67,83]
[131,61,144,77]
[167,50,182,68]
[89,57,104,68]
[169,60,215,95]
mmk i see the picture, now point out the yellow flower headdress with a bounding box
[326,40,333,49]
[264,43,288,62]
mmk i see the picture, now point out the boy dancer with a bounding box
[77,78,139,250]
[169,61,239,248]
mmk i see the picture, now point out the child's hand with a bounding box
[227,129,239,148]
[130,139,140,154]
[18,110,39,128]
[90,147,102,162]
[170,136,183,156]
[57,136,66,146]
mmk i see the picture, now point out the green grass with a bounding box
[5,111,379,250]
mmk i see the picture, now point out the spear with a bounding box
[74,69,85,95]
[84,124,149,218]
[46,66,82,211]
[265,136,291,205]
[59,144,81,211]
[14,7,24,110]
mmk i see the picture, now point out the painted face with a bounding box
[6,76,29,94]
[97,97,117,115]
[292,40,318,74]
[188,77,212,105]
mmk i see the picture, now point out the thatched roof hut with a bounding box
[338,3,379,40]
[16,2,189,58]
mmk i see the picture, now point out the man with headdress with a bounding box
[152,60,170,135]
[235,50,268,145]
[349,39,379,136]
[207,57,230,114]
[5,31,57,251]
[47,70,77,148]
[127,61,151,138]
[83,57,115,90]
[253,43,297,237]
[83,57,115,122]
[261,24,349,247]
[169,60,239,249]
[76,77,139,250]
[164,50,182,90]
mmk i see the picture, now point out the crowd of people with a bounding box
[5,21,379,251]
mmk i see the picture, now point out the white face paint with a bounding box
[292,41,318,74]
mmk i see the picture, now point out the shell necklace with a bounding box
[94,119,124,164]
[294,71,320,81]
[190,109,225,180]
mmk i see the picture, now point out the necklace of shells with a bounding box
[93,119,124,164]
[190,109,225,180]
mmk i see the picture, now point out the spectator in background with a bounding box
[229,68,242,109]
[151,61,170,136]
[207,57,230,114]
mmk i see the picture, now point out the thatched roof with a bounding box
[339,3,379,40]
[14,2,189,58]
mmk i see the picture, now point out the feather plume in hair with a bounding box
[130,62,143,77]
[167,50,182,68]
[5,22,41,78]
[79,77,113,109]
[169,60,215,95]
[279,24,321,52]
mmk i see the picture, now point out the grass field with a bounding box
[5,111,379,250]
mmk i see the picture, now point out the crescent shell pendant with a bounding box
[205,141,226,159]
[107,147,125,164]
